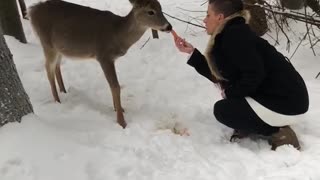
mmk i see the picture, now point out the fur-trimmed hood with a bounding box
[204,10,251,81]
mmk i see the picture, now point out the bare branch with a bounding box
[244,3,320,26]
[163,12,206,29]
[264,2,292,50]
[176,7,206,13]
[305,6,317,56]
[289,32,308,59]
[140,37,151,49]
[201,1,208,6]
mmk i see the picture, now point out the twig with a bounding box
[264,2,291,50]
[244,3,320,26]
[305,6,317,56]
[265,32,280,45]
[178,11,205,26]
[177,7,206,13]
[310,16,318,37]
[311,39,320,48]
[140,37,150,49]
[289,32,308,59]
[163,12,206,29]
[201,1,208,6]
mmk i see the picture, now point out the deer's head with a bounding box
[129,0,172,32]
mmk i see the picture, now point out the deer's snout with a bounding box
[161,23,172,32]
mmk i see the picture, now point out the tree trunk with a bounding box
[0,0,27,43]
[152,29,159,39]
[0,26,33,127]
[18,0,28,19]
[244,0,269,36]
[306,0,320,16]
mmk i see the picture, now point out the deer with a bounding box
[28,0,172,129]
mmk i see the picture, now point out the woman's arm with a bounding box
[187,49,217,83]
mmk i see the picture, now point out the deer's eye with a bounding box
[147,10,155,16]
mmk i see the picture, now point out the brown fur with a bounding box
[29,0,172,128]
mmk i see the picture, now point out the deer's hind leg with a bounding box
[55,54,67,93]
[43,47,61,103]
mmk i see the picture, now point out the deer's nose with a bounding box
[161,23,172,32]
[165,24,172,31]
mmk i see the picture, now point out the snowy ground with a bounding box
[1,0,320,179]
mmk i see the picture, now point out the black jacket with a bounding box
[187,17,309,115]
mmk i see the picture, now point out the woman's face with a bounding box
[203,4,225,35]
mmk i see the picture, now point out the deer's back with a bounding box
[29,0,124,58]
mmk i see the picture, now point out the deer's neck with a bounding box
[120,10,147,48]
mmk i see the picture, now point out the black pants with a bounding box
[214,98,279,136]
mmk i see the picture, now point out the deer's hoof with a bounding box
[117,112,126,129]
[118,121,127,129]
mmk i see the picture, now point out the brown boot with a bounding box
[230,129,251,142]
[270,126,301,150]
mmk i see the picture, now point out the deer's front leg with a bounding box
[99,60,126,129]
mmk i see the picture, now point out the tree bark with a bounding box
[0,26,33,127]
[0,0,27,43]
[18,0,28,19]
[244,0,269,36]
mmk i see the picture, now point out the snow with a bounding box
[1,0,320,179]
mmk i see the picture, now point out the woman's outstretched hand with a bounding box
[172,30,194,54]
